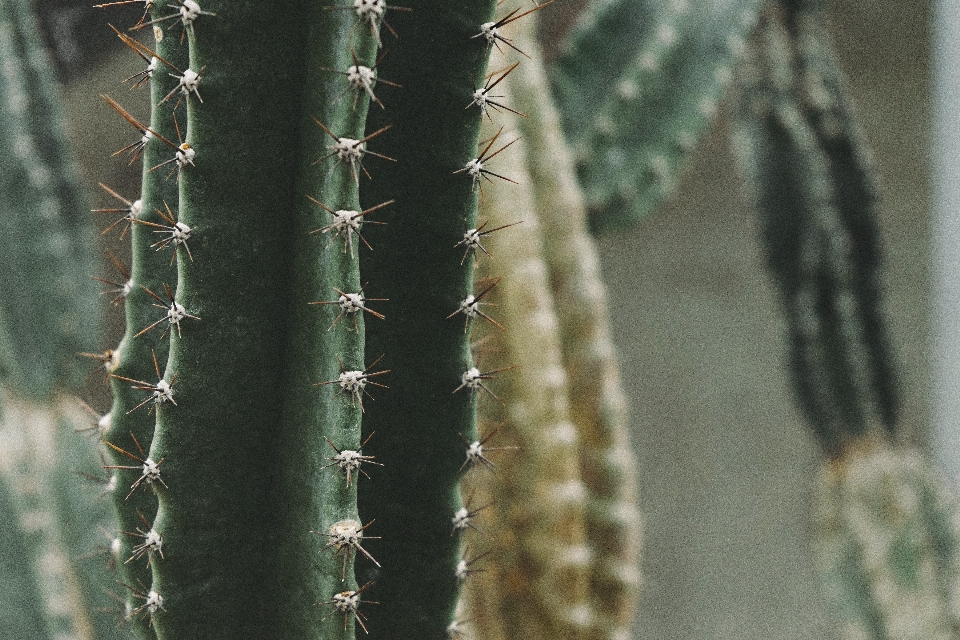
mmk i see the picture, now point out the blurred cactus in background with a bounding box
[0,0,951,639]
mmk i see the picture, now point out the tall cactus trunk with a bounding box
[94,0,497,637]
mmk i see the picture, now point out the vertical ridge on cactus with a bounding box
[101,5,184,635]
[357,1,498,637]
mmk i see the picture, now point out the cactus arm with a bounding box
[0,0,99,399]
[508,15,642,637]
[101,10,185,637]
[552,0,762,233]
[549,0,658,142]
[787,0,898,432]
[470,90,595,637]
[813,441,960,639]
[142,1,382,635]
[356,1,497,637]
[732,1,898,454]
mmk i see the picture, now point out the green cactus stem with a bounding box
[276,1,380,637]
[0,0,99,400]
[552,0,761,233]
[508,14,642,637]
[733,0,898,454]
[106,0,398,635]
[356,1,498,637]
[813,438,960,640]
[787,0,898,432]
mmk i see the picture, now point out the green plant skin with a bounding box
[102,11,185,637]
[552,0,761,233]
[135,0,390,636]
[145,2,312,635]
[734,1,897,454]
[357,2,496,637]
[551,0,658,135]
[53,407,131,640]
[0,0,99,400]
[274,2,378,638]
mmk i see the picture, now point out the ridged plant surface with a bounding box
[813,439,960,640]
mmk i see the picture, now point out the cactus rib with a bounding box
[356,1,498,637]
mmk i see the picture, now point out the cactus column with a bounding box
[94,0,500,637]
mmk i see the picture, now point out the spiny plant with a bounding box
[91,0,534,637]
[3,0,949,639]
[0,0,646,639]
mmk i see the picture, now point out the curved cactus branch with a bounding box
[552,0,762,232]
[732,0,898,454]
[469,94,595,639]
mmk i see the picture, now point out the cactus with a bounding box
[733,0,897,456]
[732,2,960,639]
[72,0,647,637]
[6,0,947,639]
[461,15,641,640]
[813,440,960,640]
[552,0,762,232]
[85,0,512,636]
[0,2,120,638]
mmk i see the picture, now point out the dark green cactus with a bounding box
[89,0,507,637]
[732,0,897,456]
[730,2,960,639]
